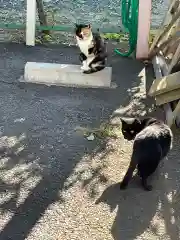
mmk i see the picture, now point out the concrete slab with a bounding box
[23,62,112,88]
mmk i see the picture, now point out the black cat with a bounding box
[120,117,173,191]
[75,24,107,74]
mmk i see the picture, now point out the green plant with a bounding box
[75,122,122,140]
[101,32,128,42]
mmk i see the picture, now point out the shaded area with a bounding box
[0,43,150,239]
[0,43,179,240]
[94,129,180,240]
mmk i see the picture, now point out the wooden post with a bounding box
[136,0,152,59]
[36,0,50,35]
[26,0,36,46]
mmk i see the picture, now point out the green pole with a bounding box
[115,0,139,57]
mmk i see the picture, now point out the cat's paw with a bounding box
[81,65,86,70]
[82,66,91,72]
[141,180,152,191]
[83,69,94,74]
[81,62,90,71]
[120,181,128,190]
[143,184,153,191]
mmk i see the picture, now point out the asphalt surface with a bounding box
[0,43,179,240]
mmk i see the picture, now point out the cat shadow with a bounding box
[95,182,160,240]
[95,147,180,240]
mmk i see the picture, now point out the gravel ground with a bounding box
[0,43,179,240]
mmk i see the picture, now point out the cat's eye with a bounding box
[130,130,134,134]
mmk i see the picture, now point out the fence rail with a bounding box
[0,23,123,34]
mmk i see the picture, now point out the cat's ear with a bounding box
[120,118,127,124]
[120,117,141,126]
[120,117,136,125]
[134,118,141,124]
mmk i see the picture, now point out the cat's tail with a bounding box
[83,65,105,74]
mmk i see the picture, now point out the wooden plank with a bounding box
[152,56,162,78]
[148,70,180,96]
[151,1,180,59]
[163,103,174,126]
[172,98,180,118]
[155,88,180,105]
[149,0,178,54]
[163,37,180,57]
[167,43,180,74]
[167,16,180,74]
[159,0,180,45]
[152,55,175,127]
[149,10,180,58]
[159,51,180,126]
[164,99,180,126]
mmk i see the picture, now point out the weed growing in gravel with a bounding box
[75,122,122,140]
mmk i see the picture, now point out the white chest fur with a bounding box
[76,35,94,57]
[76,34,97,71]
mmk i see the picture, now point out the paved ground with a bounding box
[0,43,179,240]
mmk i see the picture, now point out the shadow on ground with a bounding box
[0,42,152,239]
[94,127,180,240]
[0,43,178,240]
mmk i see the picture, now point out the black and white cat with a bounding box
[75,24,107,74]
[120,117,173,191]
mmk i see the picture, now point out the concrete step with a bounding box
[22,62,112,88]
